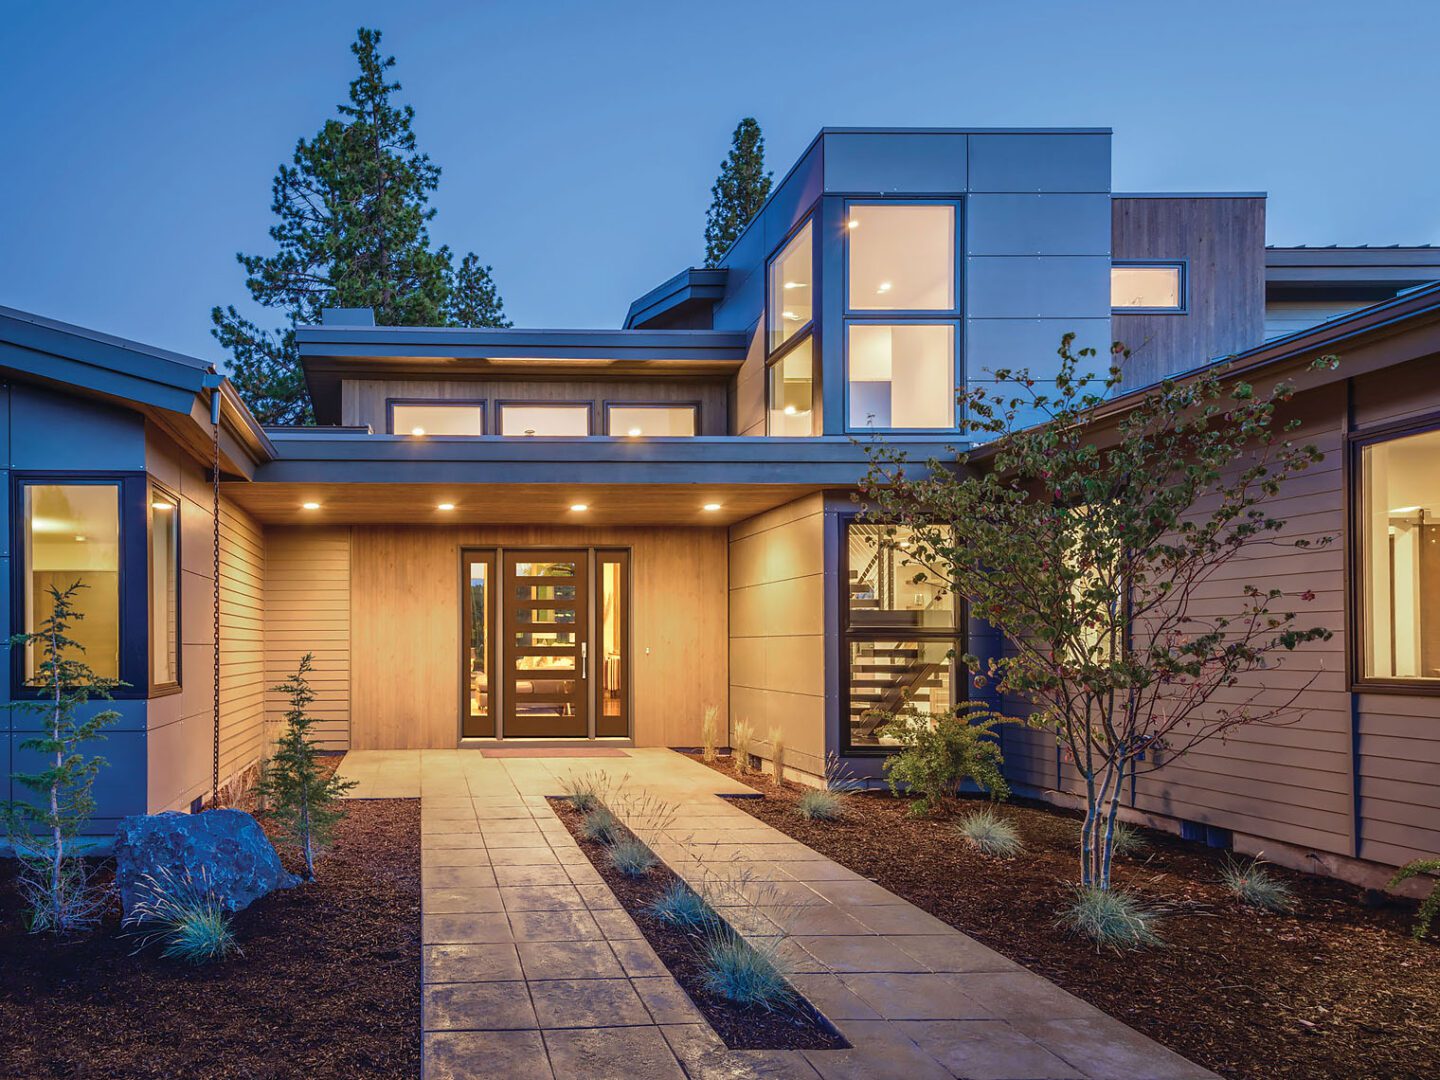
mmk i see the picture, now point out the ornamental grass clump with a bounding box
[562,771,611,815]
[1220,854,1295,913]
[1059,884,1162,951]
[580,807,622,845]
[125,867,241,966]
[731,719,755,774]
[607,837,657,878]
[796,789,845,822]
[700,705,719,763]
[768,726,785,784]
[700,925,794,1010]
[647,880,712,928]
[957,807,1024,857]
[1388,858,1440,939]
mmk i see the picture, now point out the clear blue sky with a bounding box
[3,0,1437,364]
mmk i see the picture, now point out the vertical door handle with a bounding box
[581,641,588,678]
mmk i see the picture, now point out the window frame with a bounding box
[1347,410,1440,695]
[147,479,182,696]
[386,398,488,436]
[843,318,962,435]
[837,516,966,756]
[765,333,818,437]
[601,401,702,437]
[9,471,149,699]
[843,199,963,318]
[765,215,816,359]
[495,401,595,438]
[1110,260,1188,315]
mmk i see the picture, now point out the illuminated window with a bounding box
[1111,264,1184,311]
[767,338,816,436]
[847,204,955,312]
[499,404,591,437]
[606,405,697,437]
[1359,426,1440,681]
[390,402,485,436]
[767,219,813,353]
[847,324,955,430]
[150,485,180,688]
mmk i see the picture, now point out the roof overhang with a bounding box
[623,268,728,329]
[1265,246,1440,302]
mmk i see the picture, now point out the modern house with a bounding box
[2,127,1437,890]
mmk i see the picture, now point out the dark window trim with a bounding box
[386,397,488,436]
[837,515,965,756]
[765,214,817,359]
[1110,260,1188,315]
[601,400,702,437]
[842,317,962,436]
[1346,408,1440,694]
[495,400,595,437]
[147,478,182,696]
[10,471,149,699]
[459,547,498,737]
[842,198,963,319]
[764,330,817,436]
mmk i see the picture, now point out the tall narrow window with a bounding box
[1359,426,1440,681]
[767,338,816,436]
[22,483,122,683]
[463,551,495,736]
[768,219,813,353]
[597,552,629,737]
[149,486,180,689]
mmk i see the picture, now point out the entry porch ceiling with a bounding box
[221,482,831,527]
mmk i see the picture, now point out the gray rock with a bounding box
[114,809,300,917]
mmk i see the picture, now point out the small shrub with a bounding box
[607,837,656,878]
[879,703,1009,816]
[957,807,1023,857]
[647,880,711,927]
[125,868,241,965]
[768,725,785,784]
[562,771,609,814]
[700,706,719,763]
[1387,858,1440,939]
[700,926,794,1010]
[796,789,845,822]
[580,808,622,845]
[1059,885,1162,950]
[731,719,755,774]
[1220,854,1295,913]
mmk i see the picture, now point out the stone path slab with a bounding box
[340,748,1216,1080]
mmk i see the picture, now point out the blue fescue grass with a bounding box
[796,789,845,822]
[700,926,794,1010]
[646,879,713,928]
[957,806,1023,857]
[124,868,241,965]
[1220,854,1295,913]
[1058,884,1162,951]
[607,837,657,877]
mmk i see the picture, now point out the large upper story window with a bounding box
[1358,424,1440,683]
[1111,263,1184,312]
[390,401,485,436]
[846,204,955,312]
[499,403,592,437]
[605,404,697,437]
[767,219,813,353]
[848,323,955,431]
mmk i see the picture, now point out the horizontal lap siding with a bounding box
[219,501,267,781]
[263,527,352,750]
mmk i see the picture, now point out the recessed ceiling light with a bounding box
[702,503,722,512]
[151,500,175,511]
[847,219,860,229]
[627,427,643,437]
[569,503,588,512]
[876,281,892,293]
[437,503,455,511]
[1390,506,1422,514]
[74,534,87,542]
[411,426,426,436]
[302,502,320,510]
[783,405,798,416]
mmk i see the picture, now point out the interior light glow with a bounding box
[782,310,799,320]
[1390,506,1423,514]
[410,426,426,436]
[302,502,321,510]
[437,503,455,511]
[876,281,892,293]
[783,404,798,416]
[569,503,588,512]
[74,535,87,542]
[628,427,643,437]
[848,219,860,228]
[783,281,803,289]
[702,503,722,512]
[151,500,175,511]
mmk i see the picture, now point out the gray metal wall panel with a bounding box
[965,318,1113,381]
[9,384,145,471]
[968,133,1111,193]
[966,257,1112,319]
[822,132,968,194]
[966,194,1112,257]
[8,702,148,836]
[764,139,824,249]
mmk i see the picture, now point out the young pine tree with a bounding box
[703,117,773,268]
[5,582,122,933]
[258,653,356,881]
[213,27,507,423]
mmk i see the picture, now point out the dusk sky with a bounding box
[4,0,1437,364]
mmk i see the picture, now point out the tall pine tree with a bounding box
[703,118,773,268]
[213,28,508,424]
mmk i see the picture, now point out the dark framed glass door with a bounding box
[502,550,589,738]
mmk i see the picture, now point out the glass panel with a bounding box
[848,639,955,748]
[767,337,816,436]
[515,630,577,648]
[516,655,576,671]
[514,561,575,577]
[516,584,577,602]
[768,219,813,352]
[23,484,121,682]
[847,524,954,630]
[499,405,589,437]
[1111,266,1182,309]
[608,405,697,437]
[516,608,576,624]
[150,494,179,685]
[392,403,484,436]
[848,324,955,430]
[847,204,955,311]
[600,559,625,735]
[468,560,490,726]
[1362,428,1440,679]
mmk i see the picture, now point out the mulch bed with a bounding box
[691,754,1440,1080]
[547,797,847,1052]
[0,785,421,1079]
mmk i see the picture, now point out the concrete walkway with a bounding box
[339,748,1216,1080]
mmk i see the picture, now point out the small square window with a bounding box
[847,324,955,430]
[1111,264,1183,311]
[847,204,955,312]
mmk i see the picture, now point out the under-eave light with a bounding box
[302,502,321,511]
[437,503,456,511]
[702,503,722,512]
[569,503,589,512]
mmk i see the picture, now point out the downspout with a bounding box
[204,374,224,807]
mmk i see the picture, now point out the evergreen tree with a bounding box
[258,654,357,881]
[5,582,122,933]
[213,27,507,424]
[703,117,773,268]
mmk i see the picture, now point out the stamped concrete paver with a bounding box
[339,747,1217,1080]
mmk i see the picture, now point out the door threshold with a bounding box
[458,738,635,750]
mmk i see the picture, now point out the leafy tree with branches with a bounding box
[213,27,508,424]
[258,653,356,881]
[703,117,772,268]
[860,336,1336,891]
[5,582,122,933]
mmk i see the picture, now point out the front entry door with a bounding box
[502,550,589,737]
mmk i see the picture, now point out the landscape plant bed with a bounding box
[547,796,847,1052]
[691,753,1440,1080]
[0,792,421,1079]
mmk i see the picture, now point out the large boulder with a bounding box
[114,809,300,917]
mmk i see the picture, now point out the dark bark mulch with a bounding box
[690,754,1440,1080]
[547,797,847,1051]
[0,794,421,1080]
